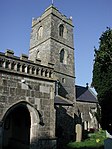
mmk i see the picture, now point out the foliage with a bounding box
[94,104,101,125]
[66,130,106,149]
[92,27,112,104]
[92,28,112,130]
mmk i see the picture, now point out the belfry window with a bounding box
[59,24,64,37]
[37,26,43,39]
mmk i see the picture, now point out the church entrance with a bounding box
[2,104,31,149]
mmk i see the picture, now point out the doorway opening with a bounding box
[2,104,31,149]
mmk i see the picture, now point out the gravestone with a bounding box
[104,131,112,149]
[75,124,82,142]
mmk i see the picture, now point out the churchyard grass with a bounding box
[66,130,106,149]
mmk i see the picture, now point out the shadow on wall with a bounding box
[30,137,57,149]
[55,105,75,149]
[3,138,57,149]
[58,82,68,98]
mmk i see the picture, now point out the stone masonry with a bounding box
[0,4,98,149]
[0,50,56,149]
[29,5,76,146]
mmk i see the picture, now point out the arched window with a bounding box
[60,49,64,63]
[37,26,43,39]
[36,50,40,59]
[59,24,64,37]
[60,49,67,64]
[35,50,40,61]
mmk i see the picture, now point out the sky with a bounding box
[0,0,112,90]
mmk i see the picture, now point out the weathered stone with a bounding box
[0,96,7,102]
[31,91,35,97]
[40,86,50,94]
[26,90,31,96]
[20,54,28,60]
[29,98,35,104]
[76,124,82,142]
[33,84,40,91]
[2,79,7,86]
[10,88,16,96]
[5,49,14,56]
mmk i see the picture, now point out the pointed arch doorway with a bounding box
[2,104,31,149]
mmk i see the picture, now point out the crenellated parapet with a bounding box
[0,49,54,80]
[32,5,73,27]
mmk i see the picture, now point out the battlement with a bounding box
[0,49,54,80]
[32,5,73,27]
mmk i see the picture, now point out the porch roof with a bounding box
[54,95,73,106]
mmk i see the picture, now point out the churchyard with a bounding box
[66,129,106,149]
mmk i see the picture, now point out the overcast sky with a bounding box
[0,0,112,89]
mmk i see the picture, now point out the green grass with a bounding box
[66,130,106,149]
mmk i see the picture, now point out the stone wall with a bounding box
[76,101,98,131]
[0,50,56,149]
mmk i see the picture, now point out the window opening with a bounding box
[37,26,43,39]
[60,49,64,63]
[59,24,64,37]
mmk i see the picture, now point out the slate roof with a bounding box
[54,95,73,106]
[54,85,97,106]
[76,85,98,103]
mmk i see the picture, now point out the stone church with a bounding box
[0,4,98,149]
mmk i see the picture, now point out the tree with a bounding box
[92,28,112,132]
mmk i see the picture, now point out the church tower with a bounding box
[0,4,76,149]
[29,5,75,103]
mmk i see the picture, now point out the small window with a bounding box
[60,49,67,64]
[37,26,43,39]
[62,78,65,83]
[60,49,64,63]
[59,24,64,37]
[36,50,40,59]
